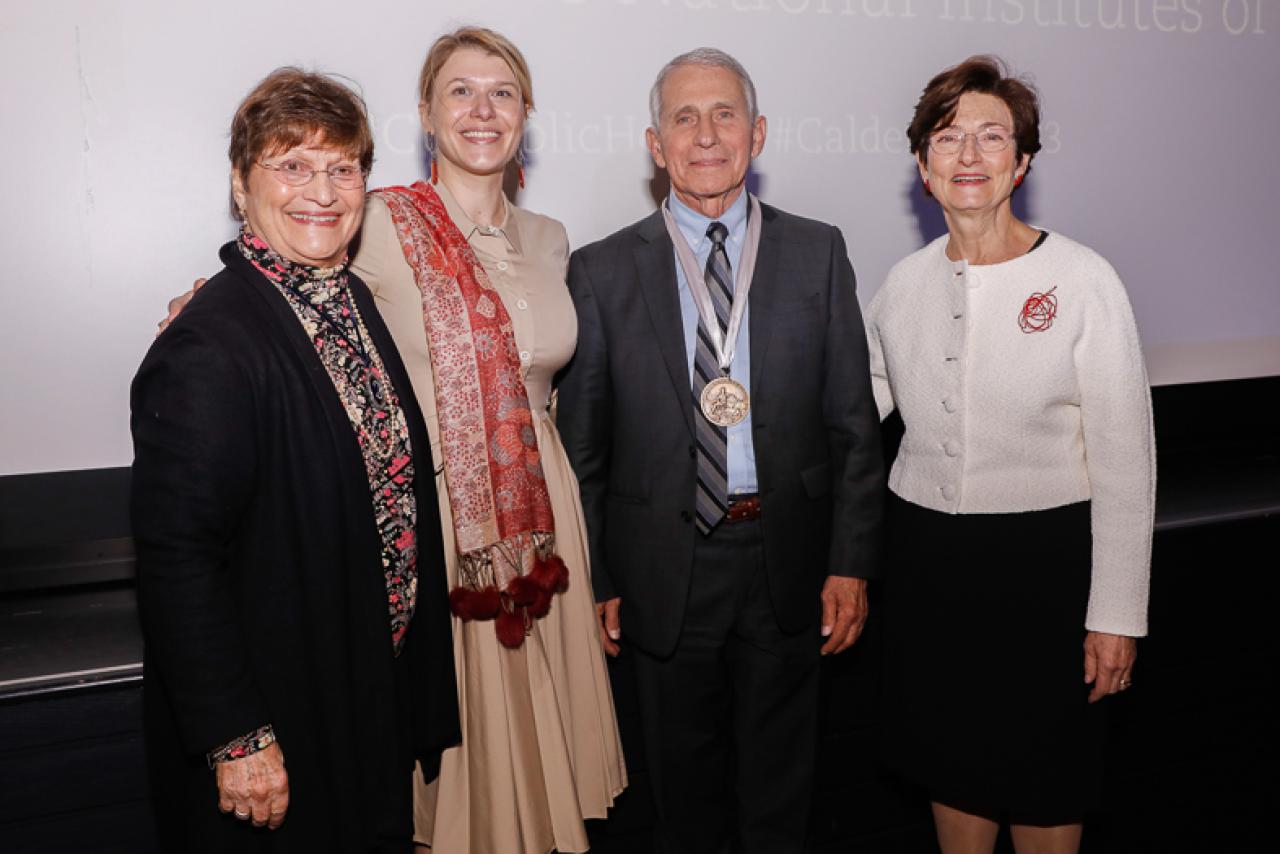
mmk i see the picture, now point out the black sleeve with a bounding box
[822,226,885,578]
[556,250,617,602]
[130,322,269,756]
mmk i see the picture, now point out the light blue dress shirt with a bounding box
[668,191,758,495]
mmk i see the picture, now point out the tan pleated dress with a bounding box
[352,183,626,854]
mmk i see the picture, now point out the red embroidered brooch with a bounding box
[1018,286,1058,333]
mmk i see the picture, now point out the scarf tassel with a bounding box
[495,607,527,649]
[530,553,570,595]
[449,585,501,620]
[448,552,571,648]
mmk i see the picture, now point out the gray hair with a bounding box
[648,47,759,128]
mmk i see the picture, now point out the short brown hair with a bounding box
[417,27,534,112]
[907,55,1041,182]
[228,67,374,217]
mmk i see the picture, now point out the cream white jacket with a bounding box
[867,232,1155,636]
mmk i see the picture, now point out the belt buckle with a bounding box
[725,493,761,523]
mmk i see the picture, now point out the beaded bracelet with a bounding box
[206,724,276,769]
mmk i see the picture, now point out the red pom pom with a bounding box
[526,586,552,619]
[469,586,501,620]
[495,607,526,649]
[449,586,501,621]
[550,555,569,592]
[531,554,570,593]
[448,586,473,619]
[507,575,542,607]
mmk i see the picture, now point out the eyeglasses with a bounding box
[258,158,367,190]
[928,127,1013,156]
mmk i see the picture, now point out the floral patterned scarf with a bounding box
[237,228,419,653]
[370,182,567,649]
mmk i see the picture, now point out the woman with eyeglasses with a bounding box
[157,29,625,854]
[865,56,1155,853]
[131,68,459,851]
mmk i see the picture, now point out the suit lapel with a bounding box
[748,204,782,404]
[633,212,696,436]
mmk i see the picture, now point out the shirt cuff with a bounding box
[207,724,276,769]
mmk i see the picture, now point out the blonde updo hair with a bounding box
[417,27,534,112]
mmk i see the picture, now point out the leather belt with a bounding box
[724,493,762,523]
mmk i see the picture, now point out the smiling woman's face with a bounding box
[421,47,527,180]
[919,91,1030,217]
[232,137,366,268]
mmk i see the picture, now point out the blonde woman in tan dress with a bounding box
[159,27,624,854]
[355,28,626,854]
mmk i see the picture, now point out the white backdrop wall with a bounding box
[2,0,1277,475]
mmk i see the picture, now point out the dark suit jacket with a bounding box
[130,243,459,852]
[557,202,884,657]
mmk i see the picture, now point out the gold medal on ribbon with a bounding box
[700,376,750,428]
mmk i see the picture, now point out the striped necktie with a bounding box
[693,221,733,535]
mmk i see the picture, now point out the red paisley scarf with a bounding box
[371,181,567,648]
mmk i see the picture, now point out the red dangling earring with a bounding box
[1014,173,1024,187]
[431,158,438,184]
[518,165,525,189]
[924,178,930,193]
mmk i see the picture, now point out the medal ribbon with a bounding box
[662,194,762,374]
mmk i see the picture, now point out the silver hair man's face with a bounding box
[646,62,766,215]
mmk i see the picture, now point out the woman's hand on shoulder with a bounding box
[1083,631,1137,703]
[155,278,206,337]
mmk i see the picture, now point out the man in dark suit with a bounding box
[557,48,884,854]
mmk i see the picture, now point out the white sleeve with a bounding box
[1076,259,1156,636]
[865,290,896,422]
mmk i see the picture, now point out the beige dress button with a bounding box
[519,350,531,362]
[496,261,509,272]
[516,298,529,310]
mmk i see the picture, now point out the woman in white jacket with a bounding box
[867,55,1155,854]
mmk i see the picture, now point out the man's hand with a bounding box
[819,576,868,655]
[216,742,289,829]
[1084,631,1137,703]
[155,278,206,336]
[596,597,621,657]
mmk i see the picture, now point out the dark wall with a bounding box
[0,685,156,853]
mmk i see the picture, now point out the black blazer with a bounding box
[130,244,459,851]
[557,203,884,657]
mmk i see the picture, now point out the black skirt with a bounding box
[880,493,1106,821]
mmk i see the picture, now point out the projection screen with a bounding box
[1,0,1277,475]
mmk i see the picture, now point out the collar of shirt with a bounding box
[434,180,523,256]
[667,189,749,269]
